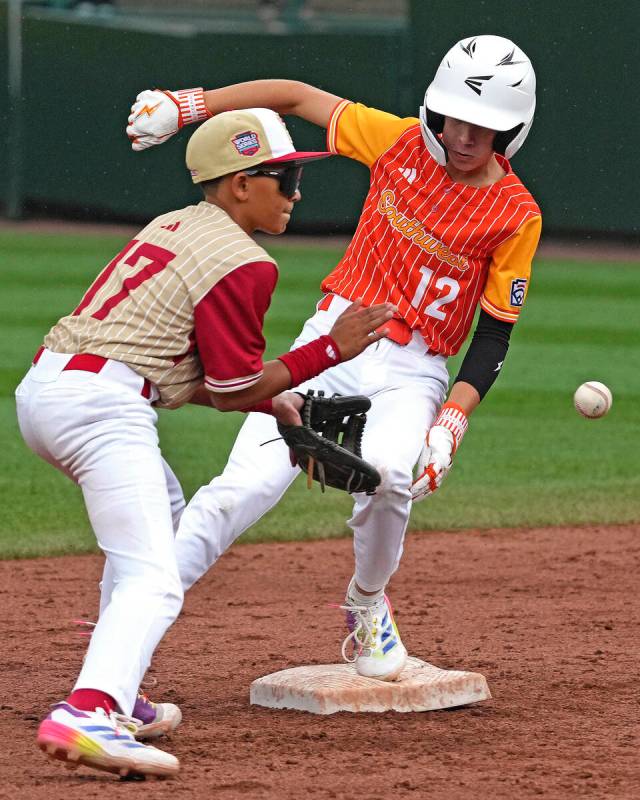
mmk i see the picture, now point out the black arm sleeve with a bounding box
[454,309,514,400]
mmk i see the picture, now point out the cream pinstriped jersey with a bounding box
[44,202,277,408]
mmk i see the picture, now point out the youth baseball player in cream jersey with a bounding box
[16,109,394,779]
[127,35,541,688]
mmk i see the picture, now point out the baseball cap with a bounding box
[186,107,331,184]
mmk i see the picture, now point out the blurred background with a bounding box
[2,0,639,556]
[1,0,639,238]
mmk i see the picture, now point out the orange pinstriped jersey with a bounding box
[323,101,542,356]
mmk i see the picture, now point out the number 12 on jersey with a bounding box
[410,265,460,321]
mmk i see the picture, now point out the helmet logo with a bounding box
[460,38,477,56]
[497,48,526,66]
[464,75,493,96]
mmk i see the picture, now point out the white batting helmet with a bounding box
[419,35,536,165]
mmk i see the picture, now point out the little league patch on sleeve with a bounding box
[510,278,528,307]
[232,130,261,157]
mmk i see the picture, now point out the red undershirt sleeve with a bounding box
[193,260,278,393]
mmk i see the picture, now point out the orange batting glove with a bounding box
[411,402,468,502]
[126,88,211,151]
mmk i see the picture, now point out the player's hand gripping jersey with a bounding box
[324,101,541,354]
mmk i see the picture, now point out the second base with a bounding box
[250,656,491,715]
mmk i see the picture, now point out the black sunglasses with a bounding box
[244,165,304,199]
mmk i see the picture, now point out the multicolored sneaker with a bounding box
[132,691,182,741]
[341,594,407,681]
[72,620,182,742]
[36,702,179,778]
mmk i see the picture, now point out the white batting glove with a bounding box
[126,88,211,151]
[411,402,469,502]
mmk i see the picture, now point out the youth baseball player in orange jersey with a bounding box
[127,35,541,688]
[15,108,394,778]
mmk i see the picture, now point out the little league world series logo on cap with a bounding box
[232,130,261,157]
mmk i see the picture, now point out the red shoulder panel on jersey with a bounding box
[194,260,278,394]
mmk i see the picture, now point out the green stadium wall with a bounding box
[1,2,638,236]
[410,0,640,237]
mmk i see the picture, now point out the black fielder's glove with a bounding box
[277,390,381,495]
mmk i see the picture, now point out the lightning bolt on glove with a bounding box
[411,402,469,503]
[127,88,211,151]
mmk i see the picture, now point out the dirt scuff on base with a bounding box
[1,524,639,799]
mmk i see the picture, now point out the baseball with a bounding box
[573,381,613,419]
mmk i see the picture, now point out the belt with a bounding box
[317,294,413,346]
[33,345,153,399]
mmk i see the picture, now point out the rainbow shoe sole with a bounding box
[37,702,179,778]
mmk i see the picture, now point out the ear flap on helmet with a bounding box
[493,123,524,156]
[502,118,533,159]
[427,109,445,136]
[419,105,449,166]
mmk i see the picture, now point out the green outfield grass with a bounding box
[1,230,638,559]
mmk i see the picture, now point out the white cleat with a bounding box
[36,702,179,779]
[341,594,408,681]
[132,691,182,740]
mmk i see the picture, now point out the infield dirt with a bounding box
[1,524,638,800]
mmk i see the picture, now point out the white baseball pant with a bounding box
[175,294,449,594]
[15,350,185,716]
